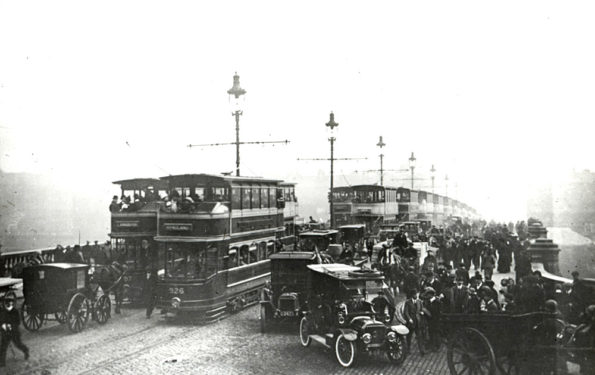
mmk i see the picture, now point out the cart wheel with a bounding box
[299,316,311,347]
[55,311,68,324]
[259,304,267,334]
[447,327,496,375]
[67,293,90,333]
[335,333,358,368]
[21,301,44,331]
[386,335,407,365]
[94,295,111,324]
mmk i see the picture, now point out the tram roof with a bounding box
[351,184,399,190]
[160,173,283,185]
[112,178,168,190]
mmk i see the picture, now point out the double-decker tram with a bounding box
[154,174,285,320]
[109,178,169,301]
[332,185,399,233]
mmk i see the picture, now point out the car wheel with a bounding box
[387,335,406,365]
[335,333,357,368]
[299,316,311,347]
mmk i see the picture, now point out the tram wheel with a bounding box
[21,301,44,331]
[67,293,90,333]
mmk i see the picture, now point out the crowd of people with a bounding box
[366,220,595,366]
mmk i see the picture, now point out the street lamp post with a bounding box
[430,164,436,194]
[227,72,247,176]
[408,152,416,190]
[326,112,339,228]
[377,136,386,185]
[445,174,449,197]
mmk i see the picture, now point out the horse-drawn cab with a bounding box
[338,224,366,260]
[297,229,340,260]
[299,264,408,368]
[21,263,111,333]
[259,251,319,332]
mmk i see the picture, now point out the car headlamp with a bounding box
[338,312,345,325]
[171,297,181,309]
[387,331,397,342]
[362,333,372,344]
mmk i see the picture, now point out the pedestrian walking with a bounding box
[0,296,29,367]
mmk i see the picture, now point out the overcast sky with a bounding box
[1,1,594,221]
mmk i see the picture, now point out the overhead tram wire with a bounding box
[124,140,171,176]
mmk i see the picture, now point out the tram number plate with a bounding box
[168,287,185,295]
[279,311,295,317]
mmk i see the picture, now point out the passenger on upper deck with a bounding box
[109,195,121,212]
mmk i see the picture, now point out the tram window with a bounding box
[227,248,238,269]
[268,188,275,208]
[249,245,257,263]
[252,188,260,209]
[239,246,250,265]
[258,242,267,261]
[231,188,242,209]
[242,188,251,209]
[193,187,205,201]
[210,187,227,202]
[205,247,218,275]
[164,244,209,279]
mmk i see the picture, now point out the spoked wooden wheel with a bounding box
[386,335,407,365]
[335,333,357,368]
[55,310,68,324]
[447,328,496,375]
[67,293,90,333]
[21,301,44,331]
[94,295,111,324]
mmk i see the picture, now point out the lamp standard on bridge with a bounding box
[430,164,436,194]
[408,152,416,190]
[326,112,339,228]
[377,136,386,185]
[227,72,247,176]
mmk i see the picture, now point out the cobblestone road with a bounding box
[2,301,453,375]
[1,269,574,375]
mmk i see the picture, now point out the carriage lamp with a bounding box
[386,331,397,342]
[362,333,372,344]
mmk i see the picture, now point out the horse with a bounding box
[92,261,128,314]
[377,253,408,298]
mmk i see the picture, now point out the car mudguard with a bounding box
[391,324,409,335]
[337,328,358,341]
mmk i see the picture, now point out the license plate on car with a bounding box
[279,311,295,317]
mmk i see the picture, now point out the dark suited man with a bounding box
[141,240,159,318]
[447,276,469,313]
[403,289,423,352]
[0,296,29,367]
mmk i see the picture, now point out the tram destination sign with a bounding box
[163,223,193,232]
[116,221,139,228]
